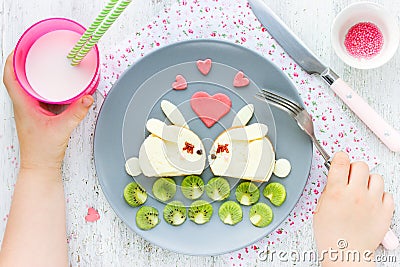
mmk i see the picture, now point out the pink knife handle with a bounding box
[331,78,400,152]
[382,229,399,250]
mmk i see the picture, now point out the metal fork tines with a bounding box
[255,89,332,169]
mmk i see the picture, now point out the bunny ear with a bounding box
[231,104,254,127]
[146,118,180,142]
[146,118,165,137]
[228,123,268,141]
[161,100,189,129]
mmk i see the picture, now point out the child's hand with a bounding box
[3,52,94,172]
[313,152,394,265]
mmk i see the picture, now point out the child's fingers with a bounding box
[3,52,36,111]
[368,174,384,197]
[57,95,94,134]
[326,151,351,188]
[383,192,395,212]
[348,161,370,189]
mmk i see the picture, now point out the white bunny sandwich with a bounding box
[209,104,290,182]
[125,100,206,177]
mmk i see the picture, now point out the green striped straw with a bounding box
[70,0,132,66]
[67,0,119,59]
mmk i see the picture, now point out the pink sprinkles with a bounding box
[344,22,383,59]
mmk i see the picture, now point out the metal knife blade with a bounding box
[248,0,327,75]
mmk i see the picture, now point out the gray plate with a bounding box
[94,39,312,256]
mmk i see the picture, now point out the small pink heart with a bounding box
[190,91,232,128]
[197,59,212,75]
[172,75,187,90]
[233,71,250,88]
[85,207,100,222]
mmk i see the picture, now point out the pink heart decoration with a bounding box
[85,207,100,222]
[233,71,250,88]
[190,91,232,128]
[172,75,188,90]
[197,59,212,75]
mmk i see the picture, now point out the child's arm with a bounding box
[1,168,68,267]
[313,152,394,267]
[0,53,93,267]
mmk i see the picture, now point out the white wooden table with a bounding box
[1,0,400,266]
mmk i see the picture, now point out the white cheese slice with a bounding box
[138,130,206,177]
[209,132,275,182]
[161,100,188,129]
[273,158,291,178]
[228,123,268,141]
[125,157,141,177]
[231,104,254,127]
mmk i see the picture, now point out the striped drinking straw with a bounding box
[69,0,132,66]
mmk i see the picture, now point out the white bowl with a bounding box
[331,1,399,69]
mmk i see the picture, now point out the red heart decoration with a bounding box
[172,75,187,90]
[197,59,212,75]
[233,71,250,88]
[190,91,232,128]
[85,207,100,222]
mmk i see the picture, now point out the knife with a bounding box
[248,0,400,152]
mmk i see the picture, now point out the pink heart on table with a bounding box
[197,59,212,75]
[172,75,188,90]
[85,207,100,222]
[233,71,250,88]
[190,91,232,128]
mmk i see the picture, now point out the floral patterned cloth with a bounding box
[98,0,379,263]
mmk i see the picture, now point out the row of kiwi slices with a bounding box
[123,179,287,230]
[124,175,286,206]
[134,199,273,230]
[151,175,231,202]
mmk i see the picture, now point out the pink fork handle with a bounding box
[382,229,399,250]
[331,78,400,152]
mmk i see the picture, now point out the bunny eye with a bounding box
[182,141,194,154]
[196,149,203,155]
[216,144,229,154]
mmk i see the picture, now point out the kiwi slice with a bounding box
[124,182,147,207]
[205,177,230,201]
[218,201,243,225]
[263,182,286,206]
[152,178,177,202]
[181,175,204,200]
[249,203,273,227]
[136,206,160,230]
[235,182,260,206]
[163,201,187,226]
[188,200,213,224]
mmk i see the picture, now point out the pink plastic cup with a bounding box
[13,18,100,104]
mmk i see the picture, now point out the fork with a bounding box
[255,89,332,169]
